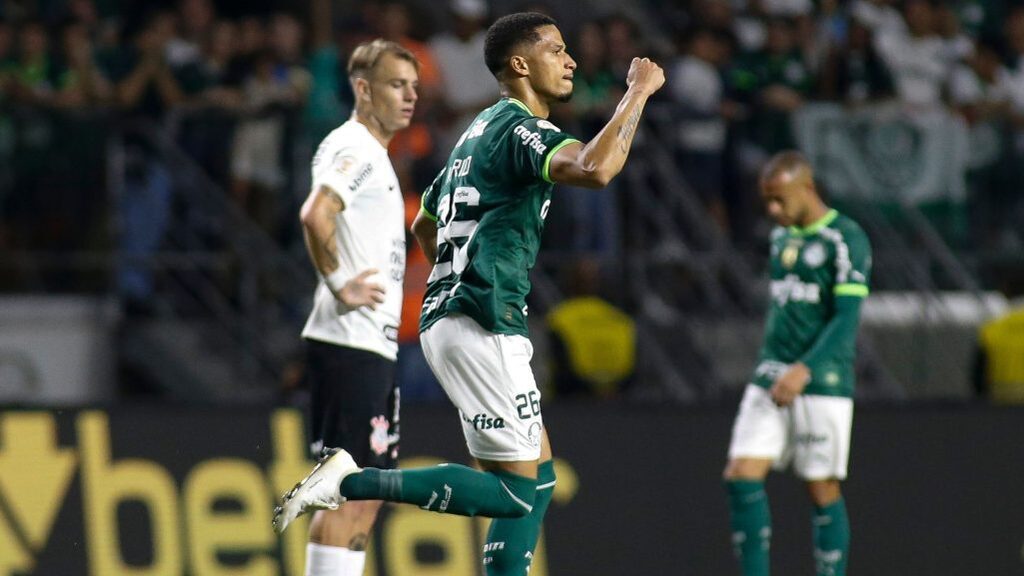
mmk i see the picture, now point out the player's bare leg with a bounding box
[806,478,849,576]
[723,458,773,576]
[305,501,383,576]
[476,429,554,576]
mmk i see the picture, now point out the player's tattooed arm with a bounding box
[300,185,344,277]
[548,57,665,188]
[615,105,643,153]
[300,185,386,309]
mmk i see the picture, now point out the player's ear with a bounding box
[352,76,372,103]
[509,54,529,78]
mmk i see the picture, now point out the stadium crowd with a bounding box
[3,0,1023,270]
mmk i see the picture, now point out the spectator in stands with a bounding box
[605,12,645,80]
[430,0,498,152]
[107,9,184,115]
[952,0,1003,42]
[569,19,621,139]
[730,16,812,154]
[671,26,737,233]
[373,1,440,192]
[859,0,971,109]
[229,13,310,239]
[7,20,56,107]
[950,39,1012,249]
[174,19,243,189]
[546,259,636,399]
[950,40,1010,123]
[305,0,353,145]
[166,0,215,70]
[818,18,894,104]
[105,9,184,314]
[54,19,112,108]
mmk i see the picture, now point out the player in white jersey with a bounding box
[297,39,418,576]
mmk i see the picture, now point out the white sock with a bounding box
[305,542,367,576]
[343,550,367,576]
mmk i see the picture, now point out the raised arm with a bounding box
[299,186,385,310]
[547,57,665,188]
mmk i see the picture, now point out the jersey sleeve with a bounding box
[312,142,372,209]
[508,117,581,184]
[833,224,872,298]
[419,168,446,222]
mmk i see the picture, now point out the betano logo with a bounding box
[0,411,577,576]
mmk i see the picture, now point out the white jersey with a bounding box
[301,119,406,360]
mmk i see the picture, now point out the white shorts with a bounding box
[727,384,854,480]
[420,314,544,461]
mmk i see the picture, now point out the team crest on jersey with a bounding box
[536,120,561,132]
[369,415,391,455]
[802,242,826,268]
[781,242,800,269]
[334,153,358,175]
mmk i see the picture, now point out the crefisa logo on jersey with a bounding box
[513,125,547,155]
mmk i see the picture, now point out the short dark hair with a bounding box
[760,150,812,183]
[483,12,557,76]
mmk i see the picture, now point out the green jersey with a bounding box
[418,97,581,336]
[752,209,872,397]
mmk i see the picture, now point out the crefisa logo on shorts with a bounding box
[465,413,505,430]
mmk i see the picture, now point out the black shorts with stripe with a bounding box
[305,339,400,469]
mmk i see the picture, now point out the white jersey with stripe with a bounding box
[301,119,406,360]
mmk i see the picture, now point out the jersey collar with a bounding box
[788,209,838,236]
[505,97,534,116]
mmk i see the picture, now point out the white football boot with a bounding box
[273,448,361,534]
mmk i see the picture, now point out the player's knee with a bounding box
[723,458,770,481]
[492,471,537,518]
[805,479,841,506]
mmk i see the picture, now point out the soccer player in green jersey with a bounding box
[723,151,872,576]
[274,12,665,575]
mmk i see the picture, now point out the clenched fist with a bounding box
[626,57,665,95]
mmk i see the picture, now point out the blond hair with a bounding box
[347,39,419,79]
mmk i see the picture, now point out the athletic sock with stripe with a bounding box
[813,497,849,576]
[727,479,772,576]
[482,460,557,575]
[340,464,536,518]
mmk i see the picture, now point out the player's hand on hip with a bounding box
[337,268,387,310]
[626,57,665,95]
[770,362,811,407]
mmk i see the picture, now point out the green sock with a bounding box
[340,464,535,518]
[482,460,556,575]
[727,480,772,576]
[813,497,849,576]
